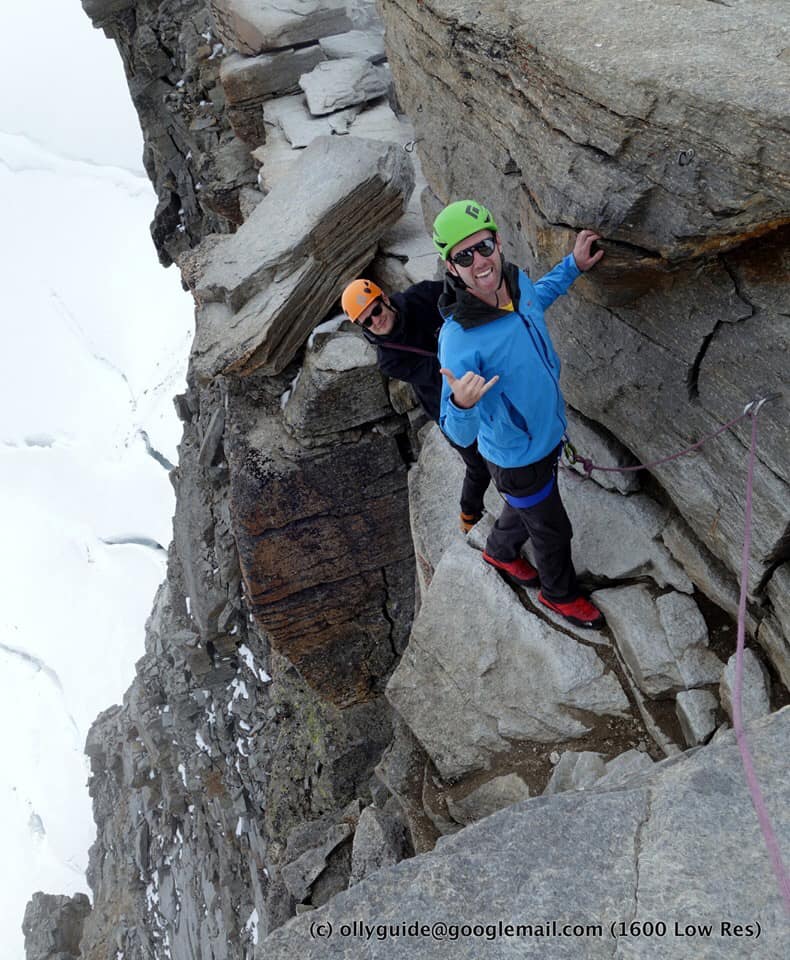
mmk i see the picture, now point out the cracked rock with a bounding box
[719,649,771,723]
[676,689,719,746]
[386,540,630,780]
[593,585,722,697]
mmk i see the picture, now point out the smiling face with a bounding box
[356,296,396,336]
[447,229,504,304]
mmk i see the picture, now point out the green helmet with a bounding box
[432,200,498,260]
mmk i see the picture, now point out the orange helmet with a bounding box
[341,278,383,322]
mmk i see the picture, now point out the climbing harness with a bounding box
[565,394,790,914]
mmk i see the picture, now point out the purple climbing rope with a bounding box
[567,396,789,913]
[567,408,752,477]
[733,411,790,915]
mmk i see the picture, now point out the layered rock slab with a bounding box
[226,394,413,707]
[386,541,629,779]
[210,0,351,56]
[382,0,790,260]
[193,136,414,381]
[257,709,790,959]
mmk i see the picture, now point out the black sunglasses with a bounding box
[357,300,385,329]
[450,236,497,267]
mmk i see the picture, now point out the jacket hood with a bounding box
[437,259,522,330]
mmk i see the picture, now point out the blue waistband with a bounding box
[503,475,555,509]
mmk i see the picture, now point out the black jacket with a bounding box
[363,280,444,421]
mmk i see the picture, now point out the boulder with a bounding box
[676,689,719,747]
[593,585,721,698]
[221,48,326,145]
[386,541,630,780]
[22,893,91,960]
[407,424,466,596]
[264,95,360,148]
[446,773,530,825]
[283,332,392,438]
[226,397,414,707]
[299,59,391,116]
[382,0,790,599]
[210,0,351,56]
[281,822,352,903]
[544,751,606,795]
[594,748,655,790]
[193,136,414,381]
[560,471,692,591]
[758,563,790,689]
[319,30,386,63]
[720,649,771,724]
[256,709,790,959]
[349,806,406,885]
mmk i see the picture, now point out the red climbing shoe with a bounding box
[538,591,605,629]
[482,551,539,587]
[460,511,482,534]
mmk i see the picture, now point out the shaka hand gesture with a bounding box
[440,368,499,409]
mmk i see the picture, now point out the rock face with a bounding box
[382,0,790,602]
[210,1,351,56]
[38,4,789,960]
[22,893,91,960]
[226,376,414,707]
[387,541,631,779]
[256,709,790,959]
[192,135,414,380]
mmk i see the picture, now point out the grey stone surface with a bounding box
[759,564,790,689]
[253,124,299,193]
[560,471,693,591]
[594,748,655,790]
[382,0,790,601]
[593,585,721,698]
[676,689,719,747]
[283,332,392,438]
[446,773,530,825]
[349,806,406,885]
[193,136,414,380]
[564,406,640,494]
[720,649,771,724]
[211,0,352,56]
[661,513,756,635]
[22,892,91,960]
[758,614,790,693]
[387,541,630,779]
[319,30,386,62]
[281,822,352,903]
[407,424,466,598]
[543,750,606,795]
[221,47,325,144]
[263,95,360,148]
[299,58,391,116]
[257,710,790,959]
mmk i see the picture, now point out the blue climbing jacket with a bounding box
[438,254,580,468]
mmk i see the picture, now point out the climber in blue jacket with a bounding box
[434,199,605,628]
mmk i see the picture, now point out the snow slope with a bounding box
[0,6,193,957]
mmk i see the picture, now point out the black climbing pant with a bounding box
[447,438,491,518]
[485,447,579,603]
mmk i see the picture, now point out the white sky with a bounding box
[0,4,193,957]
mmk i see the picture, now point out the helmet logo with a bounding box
[465,204,480,219]
[356,293,369,305]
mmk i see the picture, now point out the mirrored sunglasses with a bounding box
[450,236,497,267]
